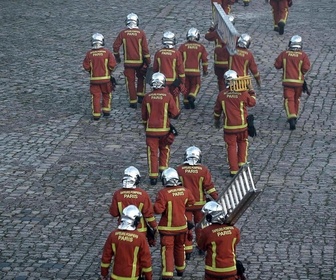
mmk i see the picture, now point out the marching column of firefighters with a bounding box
[82,1,311,279]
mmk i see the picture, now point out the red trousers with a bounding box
[223,130,248,175]
[124,66,146,104]
[160,233,186,278]
[283,86,302,119]
[183,75,201,106]
[185,209,203,253]
[270,0,289,27]
[89,82,112,118]
[146,136,171,179]
[214,66,228,91]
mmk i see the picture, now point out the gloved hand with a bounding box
[187,230,193,241]
[114,53,121,64]
[256,78,261,89]
[214,119,220,129]
[140,64,147,75]
[302,80,311,96]
[110,76,117,90]
[203,71,208,76]
[172,78,181,87]
[146,226,158,247]
[179,83,187,95]
[172,86,180,96]
[288,0,293,7]
[100,275,108,280]
[247,114,257,137]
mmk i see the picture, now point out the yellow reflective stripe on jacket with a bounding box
[158,224,188,231]
[222,100,248,130]
[90,58,110,80]
[123,38,143,64]
[101,262,110,268]
[205,241,236,273]
[282,59,304,83]
[142,266,153,273]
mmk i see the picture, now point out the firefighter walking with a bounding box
[178,28,209,109]
[153,31,186,109]
[214,70,256,177]
[141,73,180,186]
[154,168,196,280]
[100,205,153,280]
[83,33,117,121]
[109,166,157,244]
[197,201,246,280]
[176,146,218,260]
[274,35,311,130]
[113,13,151,108]
[268,0,292,35]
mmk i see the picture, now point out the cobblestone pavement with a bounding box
[1,0,335,279]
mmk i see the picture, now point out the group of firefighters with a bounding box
[82,0,311,279]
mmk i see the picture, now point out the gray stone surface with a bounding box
[0,0,335,279]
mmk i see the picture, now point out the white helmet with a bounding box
[184,146,202,165]
[224,70,238,89]
[91,33,105,49]
[187,27,200,41]
[122,166,141,189]
[202,201,227,224]
[150,72,166,89]
[125,13,139,28]
[118,205,142,231]
[237,33,251,49]
[288,35,302,50]
[161,167,181,187]
[162,31,177,48]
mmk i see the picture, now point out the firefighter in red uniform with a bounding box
[205,16,234,91]
[274,35,311,130]
[100,205,153,280]
[176,146,218,260]
[141,73,180,186]
[83,33,117,121]
[113,13,151,108]
[268,0,292,35]
[153,31,186,109]
[214,70,256,177]
[154,168,196,280]
[229,34,261,88]
[178,28,208,109]
[109,166,158,244]
[197,201,246,280]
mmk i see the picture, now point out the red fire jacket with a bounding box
[153,48,185,85]
[178,41,208,76]
[197,223,240,278]
[274,49,311,87]
[109,187,157,233]
[141,87,180,137]
[229,46,261,83]
[113,28,151,67]
[154,185,195,235]
[176,163,218,210]
[83,47,116,84]
[101,229,153,280]
[205,30,229,69]
[214,89,256,133]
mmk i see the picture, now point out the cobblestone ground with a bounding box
[0,0,335,279]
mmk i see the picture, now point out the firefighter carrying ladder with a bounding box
[199,163,262,228]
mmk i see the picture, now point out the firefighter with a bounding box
[229,33,261,88]
[141,73,180,186]
[153,31,186,109]
[83,33,117,121]
[178,28,209,109]
[197,201,246,280]
[214,70,256,177]
[274,35,311,130]
[109,166,158,246]
[268,0,292,35]
[205,16,235,91]
[113,13,151,108]
[176,146,219,260]
[100,205,153,280]
[154,168,196,280]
